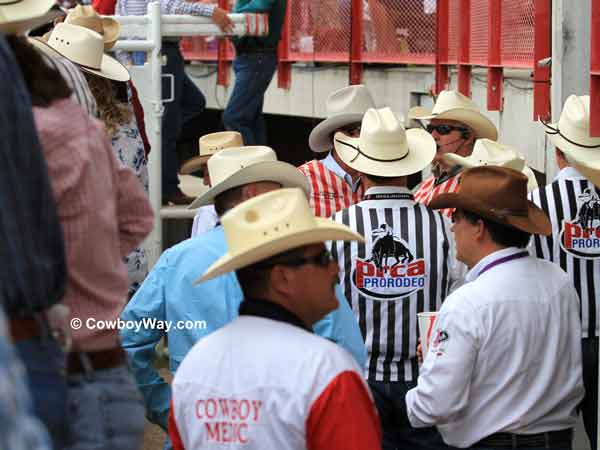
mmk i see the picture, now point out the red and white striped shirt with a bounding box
[298,156,363,218]
[413,174,461,218]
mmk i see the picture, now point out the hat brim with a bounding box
[308,113,364,153]
[180,155,211,175]
[334,128,436,177]
[429,192,551,235]
[542,121,600,165]
[195,218,364,283]
[0,7,62,34]
[410,107,498,141]
[572,159,600,188]
[29,36,130,81]
[187,161,310,209]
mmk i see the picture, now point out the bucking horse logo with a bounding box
[369,224,413,269]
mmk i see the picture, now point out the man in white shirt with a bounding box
[406,166,584,450]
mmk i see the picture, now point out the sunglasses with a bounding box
[277,249,334,268]
[426,124,469,136]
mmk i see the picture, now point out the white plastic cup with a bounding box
[417,312,438,357]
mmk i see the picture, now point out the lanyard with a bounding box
[477,251,529,278]
[363,193,414,201]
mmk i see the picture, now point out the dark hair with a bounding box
[235,246,307,298]
[364,173,402,184]
[214,186,245,217]
[461,209,531,248]
[6,35,71,107]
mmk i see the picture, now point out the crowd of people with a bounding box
[1,1,600,450]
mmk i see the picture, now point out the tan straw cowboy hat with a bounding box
[180,131,244,175]
[309,84,376,153]
[0,0,62,34]
[429,166,551,235]
[65,4,120,50]
[408,90,498,140]
[541,95,600,187]
[31,23,129,81]
[333,107,436,177]
[187,146,310,209]
[195,188,364,283]
[443,139,538,192]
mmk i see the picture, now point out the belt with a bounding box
[67,347,126,374]
[10,318,44,341]
[475,429,573,449]
[235,46,277,54]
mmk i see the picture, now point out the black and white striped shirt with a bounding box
[529,167,600,338]
[330,186,460,382]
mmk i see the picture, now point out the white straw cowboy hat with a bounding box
[64,4,120,50]
[542,95,600,185]
[180,131,244,175]
[443,139,538,192]
[572,159,600,188]
[31,23,130,82]
[196,188,364,283]
[408,90,498,140]
[187,146,310,209]
[333,107,436,177]
[309,84,376,153]
[0,0,62,34]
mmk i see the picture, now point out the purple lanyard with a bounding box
[477,251,529,278]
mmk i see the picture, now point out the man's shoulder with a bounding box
[162,228,226,266]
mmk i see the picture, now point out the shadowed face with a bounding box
[428,119,474,174]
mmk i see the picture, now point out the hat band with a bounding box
[0,0,23,5]
[542,120,600,149]
[335,138,408,163]
[489,207,528,219]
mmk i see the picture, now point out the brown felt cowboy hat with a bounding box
[64,4,120,50]
[429,166,551,235]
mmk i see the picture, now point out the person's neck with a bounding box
[362,176,407,191]
[467,243,509,269]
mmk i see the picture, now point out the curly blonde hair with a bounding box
[84,73,132,137]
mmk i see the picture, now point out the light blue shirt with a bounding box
[321,152,361,192]
[121,226,367,429]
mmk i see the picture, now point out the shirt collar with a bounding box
[363,186,414,200]
[554,166,586,181]
[239,298,312,332]
[321,152,360,191]
[465,247,524,283]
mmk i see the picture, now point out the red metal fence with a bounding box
[181,0,550,119]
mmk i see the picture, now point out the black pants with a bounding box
[582,337,598,450]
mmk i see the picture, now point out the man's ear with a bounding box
[269,265,296,297]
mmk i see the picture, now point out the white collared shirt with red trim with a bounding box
[298,154,363,218]
[168,316,381,450]
[413,173,461,218]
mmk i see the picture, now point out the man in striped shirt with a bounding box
[531,94,600,450]
[298,84,375,217]
[410,90,498,217]
[330,107,461,450]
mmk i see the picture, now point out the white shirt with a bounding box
[191,205,219,237]
[405,247,584,448]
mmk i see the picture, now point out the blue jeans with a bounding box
[66,364,145,450]
[370,380,454,450]
[161,41,206,196]
[223,52,278,146]
[15,337,69,450]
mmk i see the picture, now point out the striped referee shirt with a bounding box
[330,186,460,382]
[529,166,600,338]
[414,172,461,218]
[298,155,363,218]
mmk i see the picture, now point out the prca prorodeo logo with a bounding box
[560,188,600,259]
[352,224,426,300]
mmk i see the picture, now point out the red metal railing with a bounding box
[181,0,548,118]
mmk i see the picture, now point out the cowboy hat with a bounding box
[542,95,600,178]
[179,131,244,175]
[187,146,310,209]
[333,107,436,177]
[65,4,120,50]
[429,166,551,235]
[443,139,538,192]
[195,188,364,283]
[309,84,376,153]
[30,23,129,82]
[408,90,498,140]
[0,0,62,34]
[572,158,600,188]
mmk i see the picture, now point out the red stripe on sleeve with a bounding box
[168,400,186,450]
[306,371,382,450]
[317,162,333,218]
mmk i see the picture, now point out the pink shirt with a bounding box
[34,98,154,351]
